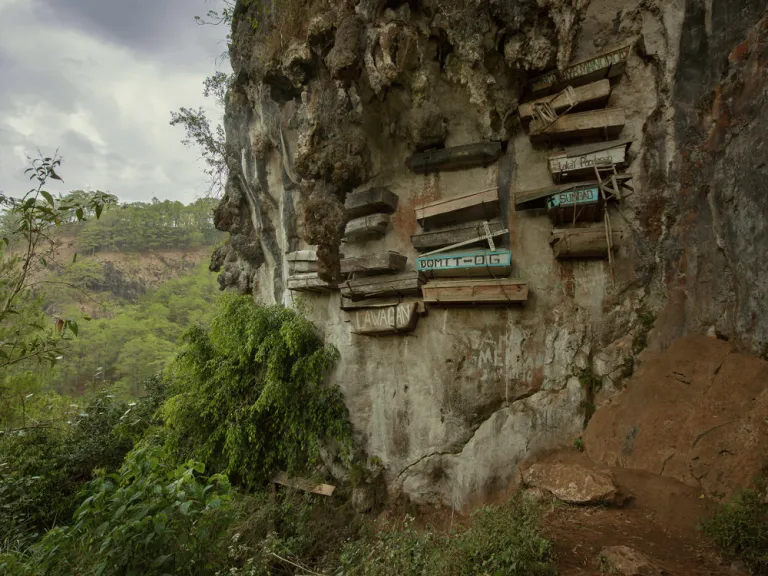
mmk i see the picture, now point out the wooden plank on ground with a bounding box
[529,44,632,95]
[411,218,506,251]
[416,249,512,278]
[272,472,336,496]
[415,188,500,229]
[287,273,336,293]
[347,302,419,335]
[405,142,502,174]
[340,252,407,276]
[518,79,612,123]
[345,187,399,219]
[340,271,425,300]
[550,227,623,259]
[529,108,626,144]
[422,278,528,304]
[344,214,391,241]
[549,140,632,183]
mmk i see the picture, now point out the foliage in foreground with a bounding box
[703,489,768,575]
[339,494,556,576]
[2,443,233,576]
[162,294,351,487]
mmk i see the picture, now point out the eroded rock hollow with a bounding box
[213,0,768,509]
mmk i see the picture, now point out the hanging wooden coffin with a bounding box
[345,187,399,219]
[518,79,612,124]
[550,227,623,259]
[411,218,506,252]
[529,108,626,143]
[347,302,419,335]
[529,44,631,95]
[286,248,319,274]
[343,214,390,241]
[546,184,603,225]
[549,140,632,183]
[416,249,512,278]
[422,278,528,304]
[340,271,425,300]
[287,273,336,293]
[414,188,500,229]
[340,252,407,277]
[405,142,502,174]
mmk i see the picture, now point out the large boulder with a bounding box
[521,462,620,505]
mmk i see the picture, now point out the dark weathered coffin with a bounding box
[550,227,622,259]
[416,249,512,278]
[340,271,425,300]
[287,273,336,293]
[347,302,419,335]
[546,184,603,225]
[288,261,318,273]
[422,278,528,304]
[515,181,597,210]
[344,187,399,219]
[414,188,500,229]
[529,44,631,95]
[405,142,503,174]
[411,219,506,252]
[343,214,390,241]
[518,79,612,123]
[529,108,626,143]
[549,140,632,183]
[340,252,407,276]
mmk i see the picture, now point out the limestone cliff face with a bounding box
[213,0,768,509]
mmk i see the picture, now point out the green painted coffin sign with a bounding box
[546,185,602,225]
[416,249,512,278]
[546,186,600,209]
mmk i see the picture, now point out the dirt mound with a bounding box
[585,335,768,498]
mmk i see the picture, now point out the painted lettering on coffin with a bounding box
[416,250,511,272]
[547,187,599,209]
[354,303,412,331]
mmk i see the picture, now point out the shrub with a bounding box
[14,443,234,576]
[162,295,351,488]
[702,489,768,574]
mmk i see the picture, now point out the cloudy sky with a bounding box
[0,0,230,204]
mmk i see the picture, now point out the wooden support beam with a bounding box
[414,188,500,229]
[287,273,336,293]
[519,80,612,123]
[340,252,407,276]
[549,227,623,259]
[272,472,336,496]
[416,249,512,278]
[345,187,399,219]
[549,140,632,183]
[346,302,419,335]
[405,142,502,174]
[411,219,506,252]
[340,271,425,300]
[344,214,391,241]
[529,108,626,144]
[529,44,631,95]
[422,278,528,304]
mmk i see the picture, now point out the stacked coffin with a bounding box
[343,187,399,242]
[285,248,337,292]
[516,44,635,261]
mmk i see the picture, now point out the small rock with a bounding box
[522,462,621,505]
[351,485,376,513]
[599,546,663,575]
[522,486,550,503]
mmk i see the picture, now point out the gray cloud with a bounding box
[0,0,231,203]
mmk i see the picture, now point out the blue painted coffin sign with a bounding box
[546,185,602,225]
[416,249,512,278]
[546,186,600,209]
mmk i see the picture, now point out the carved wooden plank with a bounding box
[347,302,419,335]
[414,188,500,229]
[272,472,335,496]
[529,44,631,95]
[344,214,390,241]
[550,227,623,259]
[411,219,506,251]
[288,261,318,274]
[405,142,502,174]
[345,187,399,219]
[518,80,612,123]
[340,271,425,300]
[287,272,336,293]
[515,181,597,209]
[417,249,512,278]
[422,278,528,304]
[549,140,632,183]
[340,252,407,276]
[529,108,626,143]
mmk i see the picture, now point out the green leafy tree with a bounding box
[162,295,351,487]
